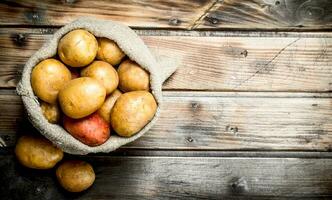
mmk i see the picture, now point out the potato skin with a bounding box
[111,91,157,137]
[56,160,95,192]
[97,89,122,123]
[15,135,63,169]
[40,101,61,124]
[81,61,119,94]
[31,58,71,104]
[63,113,110,146]
[58,77,106,119]
[58,29,98,67]
[97,37,125,66]
[118,59,150,92]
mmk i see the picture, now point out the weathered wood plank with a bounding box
[1,90,331,151]
[1,28,332,91]
[2,155,332,199]
[0,0,214,28]
[197,0,332,30]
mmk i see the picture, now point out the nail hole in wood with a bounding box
[169,18,181,26]
[205,16,219,25]
[231,177,249,193]
[275,1,280,5]
[187,137,194,143]
[240,50,248,57]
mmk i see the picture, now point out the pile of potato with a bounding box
[14,29,158,192]
[31,29,157,146]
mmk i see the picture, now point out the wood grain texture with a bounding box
[0,0,214,28]
[2,155,332,199]
[1,28,332,91]
[198,0,332,30]
[1,91,331,151]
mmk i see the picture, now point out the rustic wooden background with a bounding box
[0,0,332,199]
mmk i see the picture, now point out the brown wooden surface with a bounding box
[2,155,332,199]
[1,1,332,199]
[196,0,332,30]
[1,28,332,91]
[0,0,214,28]
[1,90,331,151]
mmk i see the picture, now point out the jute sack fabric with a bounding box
[16,17,179,155]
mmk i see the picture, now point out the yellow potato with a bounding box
[31,58,71,104]
[81,61,119,94]
[118,59,150,92]
[56,160,95,192]
[40,101,61,124]
[97,89,122,123]
[110,91,157,137]
[97,37,125,66]
[58,29,98,67]
[58,77,106,119]
[15,135,63,169]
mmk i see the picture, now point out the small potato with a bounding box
[15,135,63,169]
[40,101,61,124]
[58,77,106,119]
[81,61,119,94]
[111,91,157,137]
[118,59,150,92]
[97,37,125,66]
[58,29,98,67]
[97,89,122,123]
[31,58,71,104]
[63,113,110,146]
[56,160,95,192]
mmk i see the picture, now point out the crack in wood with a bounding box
[188,0,221,30]
[233,37,301,89]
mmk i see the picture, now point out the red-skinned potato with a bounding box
[63,113,110,146]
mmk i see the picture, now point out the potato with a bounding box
[15,135,63,169]
[56,160,95,192]
[58,77,106,119]
[81,61,119,94]
[111,91,157,137]
[58,29,98,67]
[97,37,125,66]
[118,59,150,92]
[40,101,61,124]
[31,58,71,104]
[97,89,122,123]
[63,113,110,146]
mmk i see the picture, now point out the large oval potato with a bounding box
[81,61,119,95]
[58,29,98,67]
[97,37,125,66]
[58,77,106,119]
[15,135,63,169]
[56,160,95,192]
[40,101,61,124]
[97,89,122,123]
[63,113,110,147]
[111,91,157,137]
[118,59,150,92]
[31,59,71,104]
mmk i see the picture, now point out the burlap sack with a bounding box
[16,17,179,155]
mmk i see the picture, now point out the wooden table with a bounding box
[0,0,332,199]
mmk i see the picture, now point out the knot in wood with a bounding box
[169,18,180,26]
[231,177,249,193]
[12,33,27,47]
[205,16,219,25]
